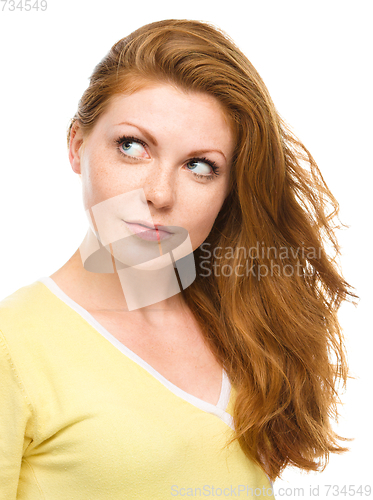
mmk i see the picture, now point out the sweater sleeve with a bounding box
[0,329,34,500]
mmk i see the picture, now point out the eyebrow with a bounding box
[114,121,227,162]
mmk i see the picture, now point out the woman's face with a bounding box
[69,82,235,259]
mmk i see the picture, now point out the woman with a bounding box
[0,19,357,499]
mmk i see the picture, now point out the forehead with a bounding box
[99,83,235,140]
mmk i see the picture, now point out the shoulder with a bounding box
[0,280,46,326]
[0,278,97,390]
[0,279,78,363]
[0,280,50,360]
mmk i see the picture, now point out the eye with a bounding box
[115,135,148,159]
[186,157,220,181]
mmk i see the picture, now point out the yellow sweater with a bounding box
[0,277,275,499]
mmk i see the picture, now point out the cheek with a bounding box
[81,156,119,209]
[81,175,106,211]
[185,194,225,245]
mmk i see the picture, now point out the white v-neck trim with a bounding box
[36,276,234,430]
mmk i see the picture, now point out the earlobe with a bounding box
[69,123,84,175]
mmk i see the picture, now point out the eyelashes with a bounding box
[114,135,220,181]
[115,135,148,157]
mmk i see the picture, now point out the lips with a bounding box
[123,220,174,242]
[124,219,173,233]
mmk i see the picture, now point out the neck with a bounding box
[51,238,189,325]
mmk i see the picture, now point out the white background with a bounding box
[0,0,371,497]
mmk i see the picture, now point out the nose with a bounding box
[142,162,176,210]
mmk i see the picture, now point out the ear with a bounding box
[69,122,85,176]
